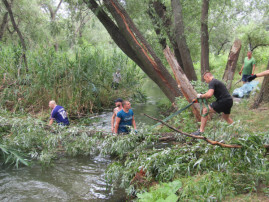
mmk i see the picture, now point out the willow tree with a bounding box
[2,0,28,72]
[83,0,181,102]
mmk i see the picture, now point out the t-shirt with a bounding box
[242,57,256,75]
[116,109,134,133]
[50,105,70,125]
[209,79,232,101]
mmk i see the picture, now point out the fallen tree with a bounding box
[144,113,269,150]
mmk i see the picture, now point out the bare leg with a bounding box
[199,106,215,132]
[222,113,233,124]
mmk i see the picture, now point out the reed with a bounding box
[0,44,144,114]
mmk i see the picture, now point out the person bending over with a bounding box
[114,100,137,134]
[49,100,69,126]
[111,98,123,133]
[192,72,233,136]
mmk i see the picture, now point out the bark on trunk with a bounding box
[2,0,28,72]
[149,1,184,73]
[252,60,269,109]
[171,0,197,81]
[0,12,8,41]
[85,0,181,102]
[222,39,242,90]
[201,0,210,81]
[164,46,201,121]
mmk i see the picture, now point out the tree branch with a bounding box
[144,113,242,148]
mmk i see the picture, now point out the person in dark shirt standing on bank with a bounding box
[192,72,233,136]
[49,100,70,126]
[114,100,137,134]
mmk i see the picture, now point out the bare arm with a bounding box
[111,110,116,132]
[132,116,136,130]
[201,89,214,99]
[257,70,269,77]
[114,117,121,134]
[239,64,244,73]
[49,119,54,125]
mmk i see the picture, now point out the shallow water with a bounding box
[0,80,166,201]
[0,156,126,202]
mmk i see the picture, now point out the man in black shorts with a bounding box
[192,72,233,135]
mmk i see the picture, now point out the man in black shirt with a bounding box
[192,72,233,136]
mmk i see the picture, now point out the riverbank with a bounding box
[1,94,269,201]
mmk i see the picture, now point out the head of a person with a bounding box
[203,72,214,83]
[116,68,120,73]
[122,100,131,110]
[49,100,57,109]
[247,51,252,58]
[114,98,123,108]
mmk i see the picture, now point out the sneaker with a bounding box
[191,129,203,136]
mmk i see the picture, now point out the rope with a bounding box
[198,98,209,117]
[153,98,209,128]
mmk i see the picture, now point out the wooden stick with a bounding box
[144,113,242,148]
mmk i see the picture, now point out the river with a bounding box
[0,80,166,201]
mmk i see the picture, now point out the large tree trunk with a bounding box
[222,39,241,90]
[252,60,269,109]
[0,12,8,41]
[2,0,28,72]
[84,0,181,102]
[171,0,197,81]
[164,46,201,121]
[149,1,184,73]
[200,0,210,81]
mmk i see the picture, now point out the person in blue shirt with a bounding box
[114,100,137,134]
[49,100,70,126]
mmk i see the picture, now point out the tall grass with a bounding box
[0,43,143,114]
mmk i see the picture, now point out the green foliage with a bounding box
[0,44,144,114]
[137,180,181,202]
[105,117,269,198]
[0,144,29,168]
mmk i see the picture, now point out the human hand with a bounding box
[247,75,257,82]
[239,71,242,76]
[197,93,202,98]
[192,98,198,103]
[135,130,138,134]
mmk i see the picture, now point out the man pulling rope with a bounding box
[192,72,233,136]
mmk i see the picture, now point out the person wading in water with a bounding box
[49,100,70,126]
[114,100,137,134]
[111,98,123,134]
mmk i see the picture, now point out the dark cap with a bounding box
[114,98,123,103]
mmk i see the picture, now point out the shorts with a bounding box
[210,98,233,114]
[242,74,251,82]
